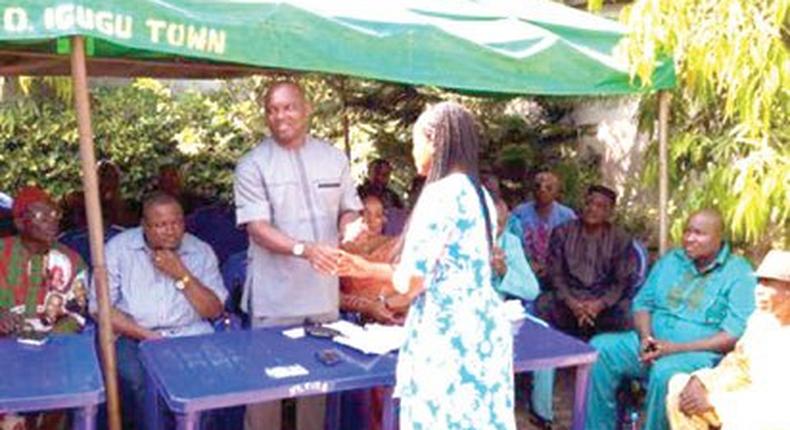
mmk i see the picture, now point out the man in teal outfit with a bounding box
[585,209,756,430]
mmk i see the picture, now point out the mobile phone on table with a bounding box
[305,325,341,339]
[17,330,50,346]
[316,348,342,366]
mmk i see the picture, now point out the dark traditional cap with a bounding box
[587,184,617,204]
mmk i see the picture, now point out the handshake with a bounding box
[300,243,371,278]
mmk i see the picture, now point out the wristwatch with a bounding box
[174,274,190,291]
[292,242,306,257]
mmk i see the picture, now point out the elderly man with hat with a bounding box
[0,186,88,337]
[666,249,790,429]
[585,209,756,430]
[0,186,89,430]
[535,184,638,339]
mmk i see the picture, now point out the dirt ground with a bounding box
[516,368,577,430]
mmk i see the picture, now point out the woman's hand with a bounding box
[385,294,412,313]
[491,246,507,277]
[336,250,372,277]
[363,300,405,326]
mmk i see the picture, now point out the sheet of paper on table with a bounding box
[325,320,406,355]
[503,299,549,328]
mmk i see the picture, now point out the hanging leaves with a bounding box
[621,0,789,254]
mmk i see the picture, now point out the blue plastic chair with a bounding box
[186,205,248,266]
[632,240,649,288]
[201,251,249,429]
[58,225,125,268]
[220,250,248,317]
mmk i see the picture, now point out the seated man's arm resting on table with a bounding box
[108,308,161,341]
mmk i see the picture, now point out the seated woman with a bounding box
[340,195,407,325]
[491,197,540,301]
[339,195,409,430]
[491,195,556,428]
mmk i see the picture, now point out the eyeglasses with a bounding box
[145,219,184,230]
[26,208,62,222]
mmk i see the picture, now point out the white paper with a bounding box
[282,327,305,339]
[331,322,406,355]
[323,320,366,338]
[265,364,309,379]
[502,299,527,322]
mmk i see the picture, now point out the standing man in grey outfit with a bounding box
[234,81,362,430]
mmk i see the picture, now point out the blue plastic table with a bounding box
[140,319,597,430]
[0,334,106,430]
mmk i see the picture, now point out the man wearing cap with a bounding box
[234,81,362,430]
[585,209,756,430]
[0,186,89,430]
[535,184,637,339]
[0,186,88,336]
[666,249,790,429]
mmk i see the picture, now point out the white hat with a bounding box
[754,250,790,282]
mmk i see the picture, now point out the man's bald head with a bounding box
[534,171,561,206]
[262,81,306,107]
[683,208,725,266]
[691,208,724,234]
[262,81,312,148]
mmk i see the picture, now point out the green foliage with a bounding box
[0,76,600,220]
[0,78,262,203]
[620,0,790,254]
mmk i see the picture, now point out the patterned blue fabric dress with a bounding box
[393,173,515,430]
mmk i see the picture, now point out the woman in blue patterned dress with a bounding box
[339,102,515,430]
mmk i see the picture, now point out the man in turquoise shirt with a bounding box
[585,209,756,430]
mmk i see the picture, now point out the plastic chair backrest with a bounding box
[186,204,248,266]
[220,250,248,315]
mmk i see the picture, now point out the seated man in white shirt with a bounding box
[666,249,790,429]
[90,192,227,429]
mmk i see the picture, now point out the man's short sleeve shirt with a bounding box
[633,245,756,342]
[234,137,362,318]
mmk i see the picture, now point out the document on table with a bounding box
[502,299,549,328]
[265,364,309,379]
[326,321,406,355]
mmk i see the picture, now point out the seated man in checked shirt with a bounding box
[90,192,227,430]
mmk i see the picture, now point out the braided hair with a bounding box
[414,102,482,184]
[387,102,483,262]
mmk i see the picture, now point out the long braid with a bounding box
[420,102,481,184]
[390,102,483,261]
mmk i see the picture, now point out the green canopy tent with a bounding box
[0,1,675,428]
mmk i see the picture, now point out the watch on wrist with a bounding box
[174,274,190,291]
[292,242,306,257]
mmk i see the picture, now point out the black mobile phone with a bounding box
[316,349,342,366]
[305,325,341,339]
[17,330,50,346]
[643,343,658,353]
